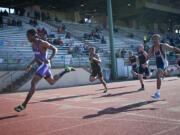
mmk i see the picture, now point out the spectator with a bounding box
[62,24,66,31]
[65,32,71,39]
[101,36,106,44]
[7,19,11,26]
[121,48,126,58]
[116,49,121,58]
[57,27,62,33]
[12,19,17,26]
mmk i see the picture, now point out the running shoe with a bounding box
[65,66,76,72]
[103,88,108,93]
[151,93,160,99]
[138,87,145,91]
[14,105,25,112]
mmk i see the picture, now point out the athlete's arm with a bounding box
[143,51,148,59]
[93,55,101,63]
[27,58,36,71]
[127,59,131,65]
[163,43,180,53]
[40,40,58,61]
[147,48,152,60]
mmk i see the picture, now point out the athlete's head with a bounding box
[89,47,96,54]
[138,44,144,52]
[129,51,133,57]
[152,34,161,46]
[26,29,38,43]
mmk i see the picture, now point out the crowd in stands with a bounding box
[7,18,22,26]
[14,8,25,16]
[29,19,38,27]
[83,25,107,44]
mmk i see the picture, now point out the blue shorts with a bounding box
[157,63,166,71]
[36,63,52,78]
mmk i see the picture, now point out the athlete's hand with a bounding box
[45,59,50,64]
[27,64,32,71]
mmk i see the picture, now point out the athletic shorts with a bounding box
[91,68,102,78]
[36,62,52,78]
[132,65,138,73]
[138,66,150,76]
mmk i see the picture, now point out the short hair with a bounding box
[152,34,161,39]
[27,29,37,36]
[90,47,96,51]
[129,51,133,54]
[139,44,144,48]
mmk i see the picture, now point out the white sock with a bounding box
[156,89,160,95]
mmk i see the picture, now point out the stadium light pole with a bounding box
[107,0,116,80]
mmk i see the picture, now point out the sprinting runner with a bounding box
[14,29,75,112]
[138,45,152,91]
[89,47,108,93]
[128,51,138,78]
[147,34,180,98]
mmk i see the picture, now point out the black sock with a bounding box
[59,69,68,77]
[142,84,144,88]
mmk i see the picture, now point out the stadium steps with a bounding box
[2,66,36,92]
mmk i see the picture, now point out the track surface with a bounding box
[0,77,180,135]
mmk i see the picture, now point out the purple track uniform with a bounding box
[32,40,52,78]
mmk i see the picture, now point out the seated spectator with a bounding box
[65,32,71,39]
[12,19,16,26]
[29,19,33,25]
[101,36,106,44]
[17,20,22,26]
[42,28,47,36]
[53,37,63,46]
[68,46,73,54]
[62,24,66,31]
[7,19,11,26]
[57,27,62,33]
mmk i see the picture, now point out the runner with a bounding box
[138,45,152,91]
[89,47,108,93]
[14,29,75,112]
[128,51,138,78]
[147,34,180,98]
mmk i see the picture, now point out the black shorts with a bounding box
[132,65,138,73]
[138,66,150,76]
[91,68,102,78]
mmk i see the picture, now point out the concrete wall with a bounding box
[0,71,26,90]
[18,68,99,91]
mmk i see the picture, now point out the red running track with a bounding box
[0,77,180,135]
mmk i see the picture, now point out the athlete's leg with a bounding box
[156,69,162,89]
[22,75,42,107]
[131,70,137,76]
[138,66,144,90]
[89,75,97,82]
[152,69,161,98]
[138,74,144,90]
[45,68,71,85]
[98,77,107,90]
[145,67,152,79]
